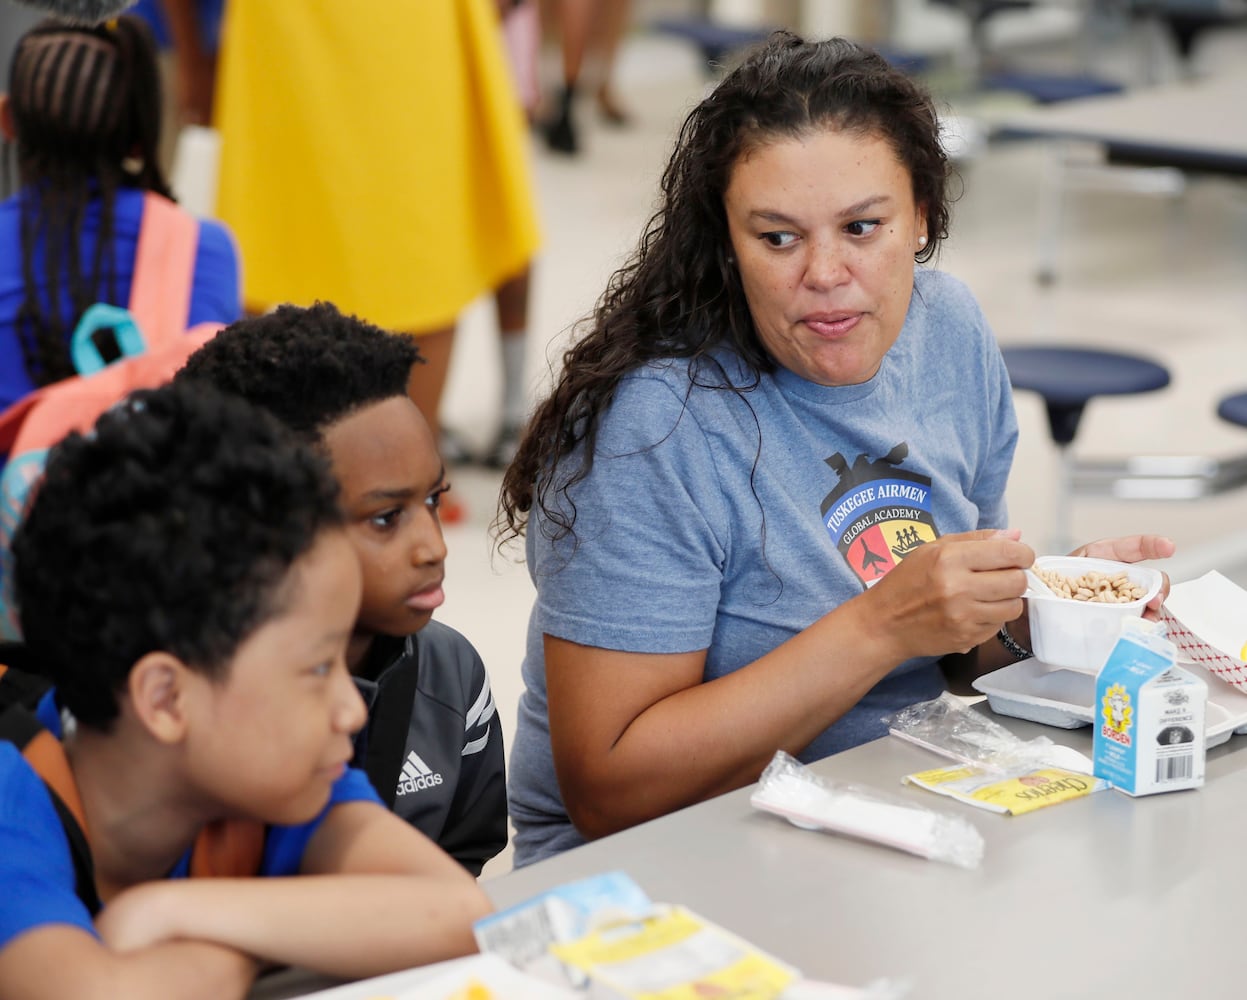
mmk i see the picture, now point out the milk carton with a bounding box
[1093,619,1206,796]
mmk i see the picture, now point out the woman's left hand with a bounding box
[1066,535,1176,616]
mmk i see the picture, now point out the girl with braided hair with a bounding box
[0,14,240,413]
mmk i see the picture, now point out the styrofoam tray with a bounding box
[972,657,1247,750]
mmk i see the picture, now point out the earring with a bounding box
[917,235,928,248]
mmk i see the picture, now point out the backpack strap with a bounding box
[0,392,43,456]
[364,640,422,811]
[0,698,265,918]
[189,818,267,879]
[0,659,53,712]
[0,196,198,456]
[129,193,200,348]
[0,704,100,915]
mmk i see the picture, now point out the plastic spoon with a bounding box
[1024,569,1057,599]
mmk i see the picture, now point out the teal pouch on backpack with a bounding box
[0,194,222,639]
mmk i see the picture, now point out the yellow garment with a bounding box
[214,0,540,331]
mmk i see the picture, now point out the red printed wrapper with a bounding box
[1161,572,1247,692]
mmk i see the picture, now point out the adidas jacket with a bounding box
[352,621,506,877]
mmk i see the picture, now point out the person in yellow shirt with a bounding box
[212,0,541,485]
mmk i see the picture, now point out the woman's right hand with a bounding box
[865,528,1034,661]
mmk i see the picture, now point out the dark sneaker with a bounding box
[543,110,578,155]
[482,422,522,470]
[440,428,475,466]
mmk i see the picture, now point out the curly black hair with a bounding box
[175,302,425,439]
[497,32,954,546]
[12,382,344,730]
[6,15,172,389]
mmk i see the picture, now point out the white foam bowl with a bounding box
[1027,556,1165,673]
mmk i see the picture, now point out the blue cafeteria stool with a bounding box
[1001,346,1171,552]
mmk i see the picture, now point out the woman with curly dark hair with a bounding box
[499,32,1175,865]
[0,14,240,413]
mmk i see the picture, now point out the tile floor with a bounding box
[435,25,1247,878]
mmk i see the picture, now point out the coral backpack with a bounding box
[0,194,223,638]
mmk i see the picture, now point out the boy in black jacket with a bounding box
[177,303,507,875]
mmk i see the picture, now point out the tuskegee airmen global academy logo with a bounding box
[820,442,938,588]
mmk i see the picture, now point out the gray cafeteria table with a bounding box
[997,69,1247,297]
[998,70,1247,166]
[254,712,1247,998]
[488,715,1247,998]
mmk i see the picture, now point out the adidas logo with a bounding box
[395,750,443,796]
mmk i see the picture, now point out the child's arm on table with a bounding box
[95,801,493,980]
[0,925,257,1000]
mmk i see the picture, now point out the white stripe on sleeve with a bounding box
[462,725,491,757]
[465,673,495,730]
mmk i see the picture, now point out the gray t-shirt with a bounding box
[508,268,1018,865]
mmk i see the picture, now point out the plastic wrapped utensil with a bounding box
[750,751,985,870]
[883,692,1094,775]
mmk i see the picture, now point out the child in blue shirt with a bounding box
[0,382,489,1000]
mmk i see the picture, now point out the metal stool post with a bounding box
[1051,442,1075,556]
[1001,347,1171,555]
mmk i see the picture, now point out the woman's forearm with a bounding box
[552,530,1033,839]
[551,595,908,839]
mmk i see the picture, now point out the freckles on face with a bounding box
[723,127,927,387]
